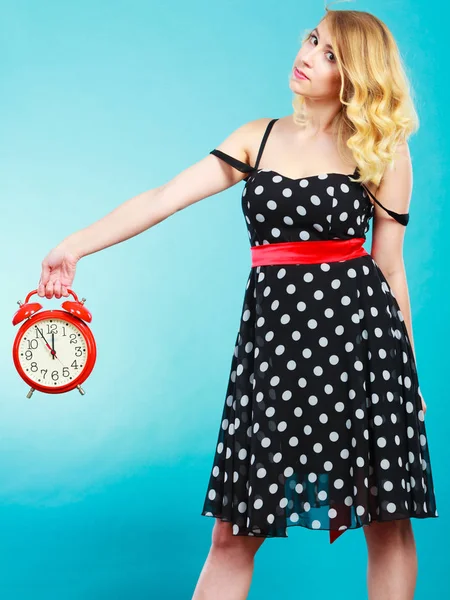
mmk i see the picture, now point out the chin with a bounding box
[289,80,306,95]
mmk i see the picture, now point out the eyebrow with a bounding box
[311,28,334,52]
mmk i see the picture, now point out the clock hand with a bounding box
[35,326,63,363]
[35,326,54,355]
[34,325,68,368]
[52,332,55,360]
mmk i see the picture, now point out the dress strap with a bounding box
[361,182,410,226]
[209,118,279,181]
[254,118,279,170]
[209,149,254,175]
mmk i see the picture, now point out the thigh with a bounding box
[212,519,266,554]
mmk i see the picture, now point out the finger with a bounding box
[54,279,62,299]
[38,263,51,297]
[40,261,51,286]
[45,279,54,299]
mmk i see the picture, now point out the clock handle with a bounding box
[24,288,79,303]
[14,288,93,325]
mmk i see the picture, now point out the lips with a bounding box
[294,66,309,80]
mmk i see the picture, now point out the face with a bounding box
[290,19,341,99]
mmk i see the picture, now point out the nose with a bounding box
[301,54,313,69]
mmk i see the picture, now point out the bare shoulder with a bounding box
[213,117,274,166]
[378,140,412,191]
[370,140,413,215]
[155,118,275,215]
[366,141,412,204]
[369,141,412,266]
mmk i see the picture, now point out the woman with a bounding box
[38,8,438,600]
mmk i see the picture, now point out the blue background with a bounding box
[0,0,447,597]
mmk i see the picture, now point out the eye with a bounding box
[309,33,336,62]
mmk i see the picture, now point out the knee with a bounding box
[211,520,234,548]
[211,519,264,557]
[364,518,414,547]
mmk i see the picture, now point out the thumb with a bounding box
[38,261,51,294]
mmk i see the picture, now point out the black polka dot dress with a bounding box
[201,118,438,543]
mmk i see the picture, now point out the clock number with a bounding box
[71,359,80,370]
[27,339,39,350]
[62,367,70,378]
[46,323,58,335]
[41,369,48,379]
[74,346,82,357]
[51,370,59,381]
[69,333,77,344]
[30,362,38,372]
[25,350,33,360]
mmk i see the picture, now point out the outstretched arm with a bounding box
[60,120,256,261]
[38,119,256,298]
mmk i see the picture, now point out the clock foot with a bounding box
[77,385,85,395]
[26,387,35,399]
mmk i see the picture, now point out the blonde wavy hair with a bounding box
[292,6,419,187]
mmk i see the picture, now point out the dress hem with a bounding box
[200,510,439,538]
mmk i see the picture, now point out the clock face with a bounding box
[16,317,89,388]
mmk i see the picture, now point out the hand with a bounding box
[38,244,79,299]
[418,388,427,415]
[421,396,427,415]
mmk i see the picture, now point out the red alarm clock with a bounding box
[12,289,97,397]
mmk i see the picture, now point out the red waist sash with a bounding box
[251,238,369,267]
[251,237,369,545]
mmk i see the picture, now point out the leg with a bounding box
[192,519,266,600]
[363,518,418,600]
